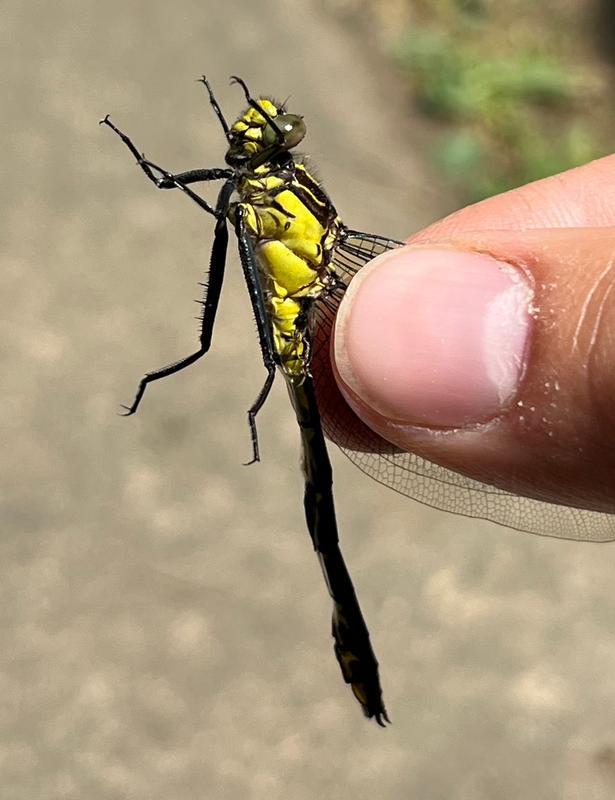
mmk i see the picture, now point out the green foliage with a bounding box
[394,19,604,201]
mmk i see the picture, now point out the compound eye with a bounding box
[262,114,306,150]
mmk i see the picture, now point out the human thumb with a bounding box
[333,226,615,514]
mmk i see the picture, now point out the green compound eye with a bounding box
[262,113,306,149]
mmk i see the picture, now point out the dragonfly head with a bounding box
[226,98,306,168]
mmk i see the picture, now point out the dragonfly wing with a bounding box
[309,229,615,542]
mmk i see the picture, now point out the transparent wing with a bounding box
[309,228,615,542]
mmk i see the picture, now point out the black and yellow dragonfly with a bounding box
[102,76,615,726]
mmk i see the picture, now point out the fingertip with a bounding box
[333,227,615,512]
[334,245,534,429]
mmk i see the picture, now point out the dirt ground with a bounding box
[3,1,615,798]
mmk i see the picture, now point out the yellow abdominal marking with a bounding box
[256,240,320,298]
[231,99,338,376]
[238,187,329,374]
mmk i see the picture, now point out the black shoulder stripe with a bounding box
[291,166,337,228]
[294,164,333,208]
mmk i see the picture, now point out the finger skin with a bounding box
[334,227,615,512]
[331,156,615,512]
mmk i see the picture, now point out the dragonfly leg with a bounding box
[120,179,235,415]
[99,115,220,216]
[197,76,231,140]
[157,167,233,190]
[245,366,276,466]
[234,204,278,464]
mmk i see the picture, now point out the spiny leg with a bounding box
[234,205,277,464]
[99,115,221,213]
[121,179,235,415]
[158,167,233,190]
[197,76,231,139]
[245,368,276,466]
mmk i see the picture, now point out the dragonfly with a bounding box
[101,75,615,727]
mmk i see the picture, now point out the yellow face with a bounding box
[226,99,281,161]
[226,99,307,167]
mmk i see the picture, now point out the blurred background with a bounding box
[327,0,612,201]
[2,1,615,798]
